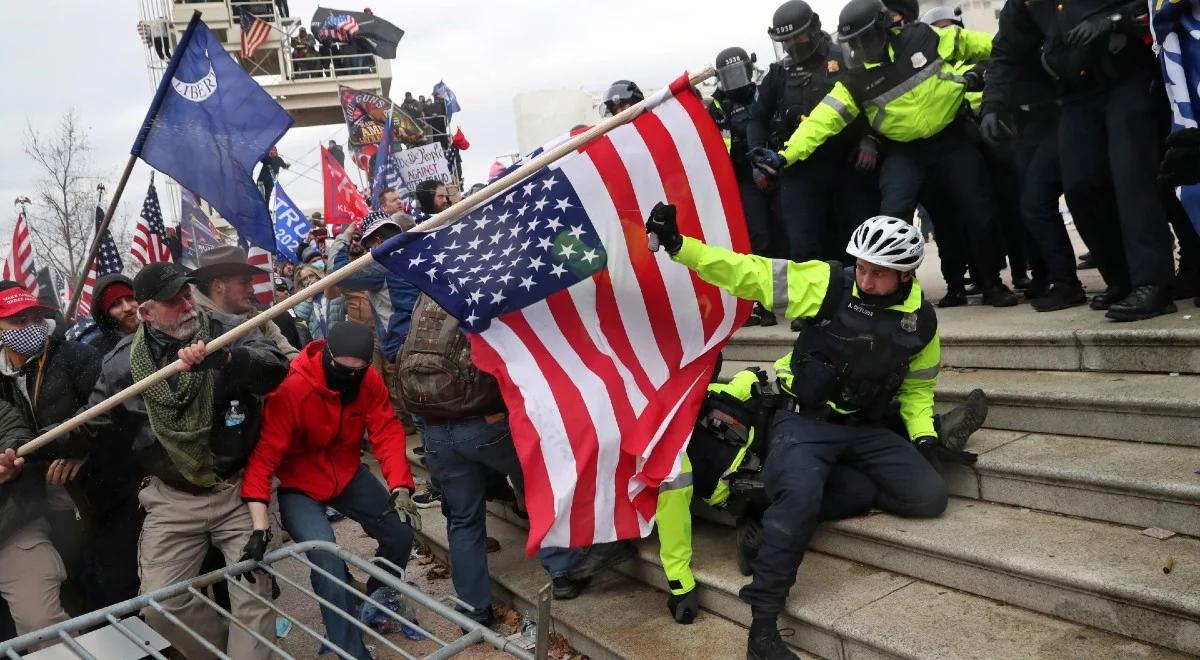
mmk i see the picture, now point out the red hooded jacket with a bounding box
[241,340,413,504]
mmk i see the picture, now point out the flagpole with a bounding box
[17,66,717,458]
[64,154,138,324]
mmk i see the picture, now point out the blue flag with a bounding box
[433,80,461,121]
[1153,1,1200,232]
[273,183,310,263]
[132,12,294,251]
[371,109,395,206]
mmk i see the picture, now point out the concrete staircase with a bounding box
[407,304,1200,659]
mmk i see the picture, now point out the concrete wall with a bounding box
[512,90,602,155]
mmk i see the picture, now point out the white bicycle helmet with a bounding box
[845,216,925,272]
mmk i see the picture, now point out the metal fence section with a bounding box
[0,541,539,660]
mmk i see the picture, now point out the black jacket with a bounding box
[84,311,289,491]
[0,389,40,541]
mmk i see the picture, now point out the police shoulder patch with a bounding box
[827,60,840,73]
[900,313,918,333]
[910,52,928,69]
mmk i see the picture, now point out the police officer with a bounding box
[754,0,1020,307]
[748,1,879,270]
[646,206,974,660]
[710,47,779,326]
[601,80,643,116]
[984,0,1176,320]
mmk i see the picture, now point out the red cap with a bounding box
[0,288,53,319]
[97,282,135,316]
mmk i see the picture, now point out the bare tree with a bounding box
[22,111,98,285]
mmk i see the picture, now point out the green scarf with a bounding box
[130,309,219,487]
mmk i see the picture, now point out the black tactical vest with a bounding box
[768,39,851,147]
[789,268,936,419]
[712,92,756,183]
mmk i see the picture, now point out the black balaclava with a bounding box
[323,321,375,402]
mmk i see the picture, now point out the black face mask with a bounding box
[322,348,369,403]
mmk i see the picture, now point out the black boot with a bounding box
[1089,286,1129,311]
[565,540,637,581]
[735,517,763,577]
[551,575,589,600]
[937,389,989,451]
[1105,284,1177,322]
[1011,274,1033,291]
[981,284,1019,307]
[1023,278,1050,300]
[1077,252,1097,269]
[938,287,968,308]
[1031,282,1087,312]
[747,619,799,660]
[789,317,805,332]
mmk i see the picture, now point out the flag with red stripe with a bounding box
[78,206,125,317]
[239,12,271,59]
[246,245,273,305]
[131,178,174,266]
[2,211,39,295]
[373,73,750,552]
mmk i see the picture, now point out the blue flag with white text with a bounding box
[433,80,461,121]
[1153,0,1200,232]
[132,13,294,251]
[273,183,310,262]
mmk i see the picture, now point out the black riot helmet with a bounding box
[602,80,644,116]
[837,0,893,67]
[769,1,824,63]
[883,0,920,24]
[715,47,756,93]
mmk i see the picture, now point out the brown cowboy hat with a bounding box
[191,246,268,281]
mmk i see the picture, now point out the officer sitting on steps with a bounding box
[646,205,975,660]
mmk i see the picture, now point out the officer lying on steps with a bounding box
[646,204,978,659]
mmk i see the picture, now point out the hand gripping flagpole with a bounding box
[17,66,716,458]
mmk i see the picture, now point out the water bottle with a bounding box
[224,400,245,427]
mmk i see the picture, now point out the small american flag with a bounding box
[240,12,271,59]
[2,210,39,295]
[319,14,359,42]
[78,206,125,317]
[131,177,174,266]
[245,243,273,305]
[374,73,750,552]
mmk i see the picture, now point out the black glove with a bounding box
[646,202,683,255]
[667,589,699,624]
[1160,128,1200,187]
[979,113,1014,143]
[195,347,233,371]
[961,66,985,93]
[854,135,879,172]
[1065,12,1116,47]
[915,436,978,472]
[749,147,785,176]
[237,528,271,584]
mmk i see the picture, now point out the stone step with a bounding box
[948,430,1200,537]
[812,499,1200,655]
[452,503,1185,659]
[412,503,811,660]
[718,360,1200,447]
[724,305,1200,374]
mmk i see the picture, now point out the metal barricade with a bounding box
[0,541,540,660]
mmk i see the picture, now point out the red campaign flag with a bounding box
[321,145,371,224]
[451,127,470,151]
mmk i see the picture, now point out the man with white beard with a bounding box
[81,262,289,659]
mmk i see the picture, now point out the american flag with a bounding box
[246,243,273,305]
[131,178,174,266]
[2,211,39,295]
[374,74,749,552]
[240,12,272,59]
[319,14,359,42]
[77,206,125,317]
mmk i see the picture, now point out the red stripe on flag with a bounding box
[589,270,656,406]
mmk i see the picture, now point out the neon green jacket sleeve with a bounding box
[897,330,941,440]
[935,25,993,63]
[672,237,834,320]
[779,82,860,165]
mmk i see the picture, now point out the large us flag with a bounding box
[374,74,749,552]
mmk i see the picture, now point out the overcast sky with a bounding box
[0,0,844,243]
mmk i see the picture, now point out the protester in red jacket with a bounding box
[240,322,420,660]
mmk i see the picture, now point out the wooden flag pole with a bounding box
[64,153,139,325]
[17,67,716,458]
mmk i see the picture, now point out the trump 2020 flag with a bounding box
[373,73,750,553]
[1153,0,1200,232]
[273,183,310,263]
[132,12,293,251]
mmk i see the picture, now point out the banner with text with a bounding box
[395,143,451,191]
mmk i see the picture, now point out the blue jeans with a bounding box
[279,465,414,660]
[420,415,580,620]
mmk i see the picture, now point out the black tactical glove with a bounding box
[646,202,684,255]
[1065,12,1117,47]
[1160,127,1200,187]
[961,65,986,93]
[237,528,271,584]
[979,113,1014,143]
[915,436,978,472]
[194,347,233,371]
[854,135,879,172]
[667,589,700,624]
[749,147,786,177]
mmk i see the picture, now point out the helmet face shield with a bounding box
[601,80,643,117]
[781,29,822,62]
[716,59,754,91]
[840,22,889,67]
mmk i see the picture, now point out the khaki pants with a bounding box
[138,476,274,660]
[0,518,68,645]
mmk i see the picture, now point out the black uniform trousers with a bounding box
[877,119,1006,287]
[779,151,879,262]
[740,182,777,258]
[1016,116,1079,287]
[738,412,947,619]
[1058,70,1174,289]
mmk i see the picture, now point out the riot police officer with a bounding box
[748,1,879,268]
[711,47,779,326]
[602,79,643,116]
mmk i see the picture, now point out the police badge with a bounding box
[901,313,918,333]
[827,59,840,73]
